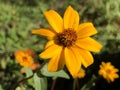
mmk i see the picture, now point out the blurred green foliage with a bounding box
[0,0,120,89]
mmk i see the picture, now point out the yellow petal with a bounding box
[76,37,102,52]
[75,47,94,67]
[58,49,65,70]
[32,28,56,40]
[73,11,80,30]
[48,49,62,72]
[113,69,119,73]
[45,40,55,49]
[64,47,81,77]
[48,48,65,72]
[75,69,85,78]
[113,74,119,78]
[44,41,65,70]
[63,6,79,30]
[44,10,63,33]
[40,44,62,59]
[109,75,114,82]
[77,23,97,38]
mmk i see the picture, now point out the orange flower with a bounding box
[14,49,34,67]
[32,6,102,77]
[99,62,119,82]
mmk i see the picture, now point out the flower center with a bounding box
[106,69,111,73]
[57,29,77,47]
[22,56,28,61]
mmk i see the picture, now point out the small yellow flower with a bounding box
[98,62,119,82]
[32,6,102,77]
[14,49,34,67]
[74,68,85,78]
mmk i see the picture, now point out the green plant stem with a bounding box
[10,74,34,90]
[73,79,76,90]
[10,62,46,90]
[76,78,80,90]
[73,78,80,90]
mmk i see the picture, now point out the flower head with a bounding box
[14,49,34,67]
[32,6,102,77]
[98,62,119,82]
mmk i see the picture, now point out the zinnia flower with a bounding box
[32,6,102,77]
[14,49,34,67]
[98,62,119,82]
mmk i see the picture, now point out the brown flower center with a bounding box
[22,56,28,61]
[106,69,111,73]
[57,29,77,47]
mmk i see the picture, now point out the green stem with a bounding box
[73,79,76,90]
[10,62,46,90]
[10,74,34,90]
[76,78,80,90]
[73,78,80,90]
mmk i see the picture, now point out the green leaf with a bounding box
[24,67,34,86]
[34,73,41,90]
[40,78,47,90]
[15,87,21,90]
[0,84,3,90]
[8,28,18,41]
[15,87,26,90]
[1,58,7,69]
[40,64,70,79]
[24,67,33,77]
[34,73,47,90]
[0,31,6,44]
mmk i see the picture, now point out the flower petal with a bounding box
[32,28,56,40]
[58,49,65,70]
[48,49,65,72]
[48,56,59,72]
[63,6,79,30]
[73,11,80,30]
[45,40,55,49]
[64,47,81,77]
[76,37,102,52]
[77,23,97,38]
[44,10,63,33]
[113,69,119,73]
[40,44,62,59]
[75,47,94,67]
[48,49,62,72]
[74,68,85,78]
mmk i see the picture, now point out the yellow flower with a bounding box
[98,62,119,82]
[32,6,102,77]
[74,68,85,78]
[14,49,34,67]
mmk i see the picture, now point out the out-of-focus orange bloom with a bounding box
[14,49,40,73]
[14,50,33,67]
[14,49,37,66]
[98,62,119,82]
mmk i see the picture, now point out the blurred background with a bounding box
[0,0,120,90]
